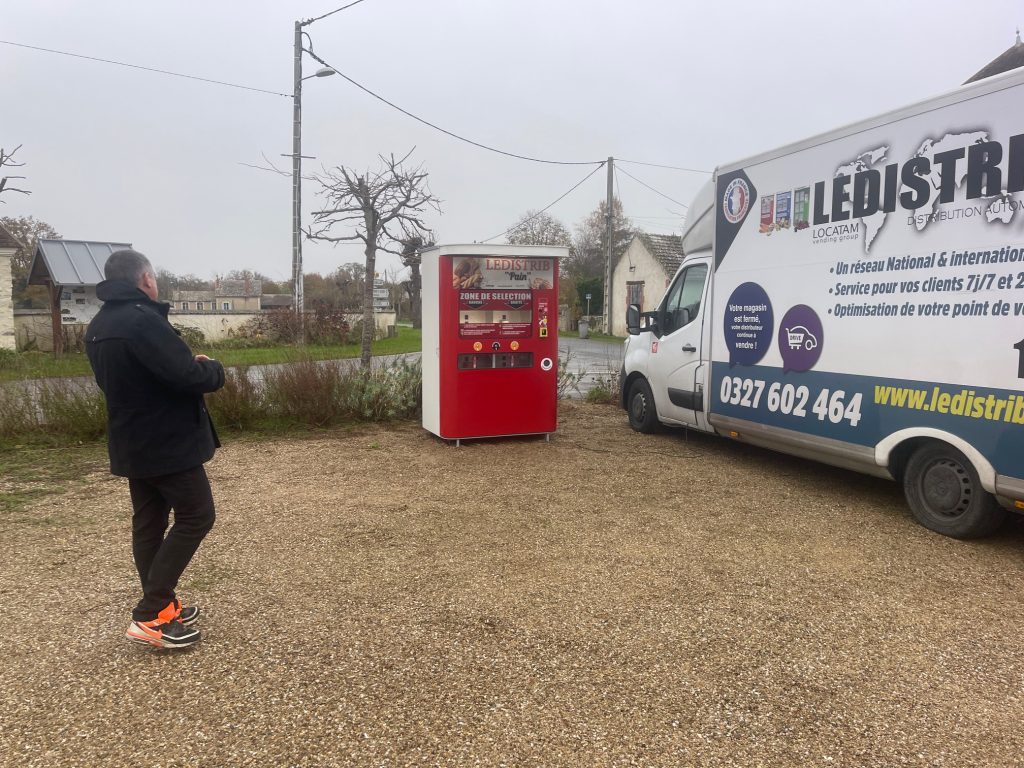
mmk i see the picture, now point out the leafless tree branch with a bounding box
[238,155,317,181]
[1,145,31,201]
[306,149,440,367]
[0,145,26,168]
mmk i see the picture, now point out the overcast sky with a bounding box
[3,0,1021,286]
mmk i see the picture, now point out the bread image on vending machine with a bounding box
[420,244,569,444]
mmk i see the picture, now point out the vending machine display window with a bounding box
[458,289,533,339]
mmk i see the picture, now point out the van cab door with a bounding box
[647,258,710,427]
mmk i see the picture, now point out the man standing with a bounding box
[86,249,225,649]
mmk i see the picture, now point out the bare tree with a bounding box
[0,145,30,202]
[1,215,58,308]
[308,150,439,368]
[570,198,633,280]
[506,210,572,247]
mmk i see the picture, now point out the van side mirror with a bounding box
[626,304,642,335]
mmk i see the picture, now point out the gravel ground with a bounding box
[2,403,1023,767]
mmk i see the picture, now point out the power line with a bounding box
[0,39,292,98]
[616,165,689,209]
[617,158,711,174]
[304,48,605,167]
[303,0,372,26]
[480,162,606,243]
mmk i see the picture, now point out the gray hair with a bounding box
[104,249,153,284]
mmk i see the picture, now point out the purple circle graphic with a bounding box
[724,282,773,366]
[778,305,823,372]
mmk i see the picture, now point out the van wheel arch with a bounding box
[626,376,660,433]
[621,371,647,410]
[891,437,1006,539]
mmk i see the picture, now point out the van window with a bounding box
[661,264,708,335]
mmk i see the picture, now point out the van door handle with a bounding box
[682,344,696,352]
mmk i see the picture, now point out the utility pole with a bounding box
[603,156,614,334]
[291,21,304,319]
[290,19,336,323]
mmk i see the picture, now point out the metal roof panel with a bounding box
[29,239,132,287]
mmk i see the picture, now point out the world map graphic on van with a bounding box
[837,131,1019,255]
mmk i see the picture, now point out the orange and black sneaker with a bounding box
[126,617,201,649]
[171,598,200,627]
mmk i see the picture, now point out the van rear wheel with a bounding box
[902,443,1006,539]
[627,379,659,433]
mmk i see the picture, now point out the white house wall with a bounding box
[0,249,14,350]
[610,240,672,336]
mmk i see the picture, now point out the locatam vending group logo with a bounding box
[722,177,751,224]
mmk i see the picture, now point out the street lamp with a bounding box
[291,20,336,320]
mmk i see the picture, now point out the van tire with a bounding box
[902,443,1006,539]
[627,379,659,433]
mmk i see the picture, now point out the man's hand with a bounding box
[194,354,213,362]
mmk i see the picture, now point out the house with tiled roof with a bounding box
[170,277,262,312]
[609,231,684,336]
[965,30,1024,83]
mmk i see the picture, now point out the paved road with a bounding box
[557,335,625,398]
[9,336,626,408]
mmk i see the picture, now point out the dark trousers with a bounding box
[127,465,216,622]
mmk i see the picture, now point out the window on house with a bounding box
[182,302,189,311]
[626,281,644,308]
[197,302,205,311]
[222,301,231,311]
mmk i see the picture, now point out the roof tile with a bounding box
[636,232,684,274]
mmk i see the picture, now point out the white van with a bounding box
[621,67,1024,538]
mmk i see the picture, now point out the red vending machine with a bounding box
[421,244,568,443]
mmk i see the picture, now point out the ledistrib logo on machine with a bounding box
[723,177,751,224]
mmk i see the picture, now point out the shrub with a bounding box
[0,348,17,370]
[35,379,107,441]
[226,309,357,347]
[343,359,422,421]
[229,312,299,346]
[173,324,207,349]
[0,354,424,439]
[206,367,267,431]
[585,369,622,405]
[264,358,345,427]
[306,308,354,346]
[61,325,88,354]
[557,350,586,399]
[0,383,37,436]
[1,379,105,441]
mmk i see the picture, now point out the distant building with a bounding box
[26,238,132,353]
[260,293,294,311]
[965,30,1024,83]
[170,278,261,312]
[609,232,684,336]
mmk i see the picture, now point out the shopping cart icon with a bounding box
[785,325,818,351]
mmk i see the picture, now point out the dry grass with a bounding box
[1,403,1023,767]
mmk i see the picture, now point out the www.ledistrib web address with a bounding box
[874,385,1024,424]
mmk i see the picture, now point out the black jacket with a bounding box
[86,280,225,478]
